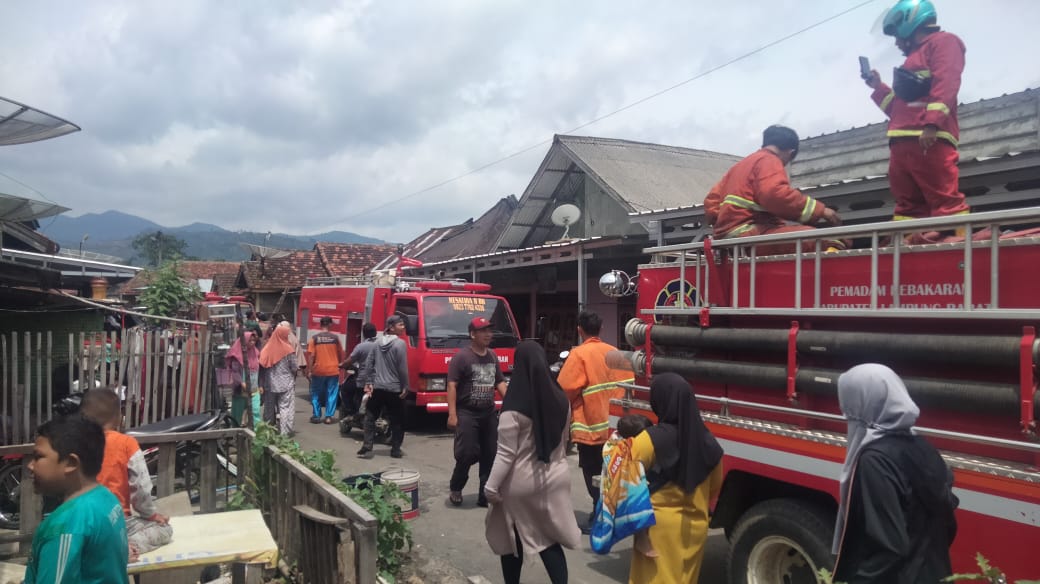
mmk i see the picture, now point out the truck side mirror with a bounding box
[405,315,419,337]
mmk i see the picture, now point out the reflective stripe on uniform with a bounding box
[799,197,818,224]
[720,223,757,239]
[926,102,950,115]
[879,91,895,112]
[581,377,634,398]
[571,420,611,432]
[915,69,932,79]
[887,129,959,147]
[893,214,917,221]
[722,194,765,212]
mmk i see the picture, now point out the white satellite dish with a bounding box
[239,243,292,259]
[550,204,582,240]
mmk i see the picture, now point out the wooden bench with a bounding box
[128,509,278,584]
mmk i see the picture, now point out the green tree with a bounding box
[139,261,202,318]
[132,230,190,267]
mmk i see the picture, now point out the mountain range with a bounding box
[39,210,384,263]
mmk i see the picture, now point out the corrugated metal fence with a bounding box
[1,328,216,444]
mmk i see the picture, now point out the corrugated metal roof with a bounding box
[369,196,518,272]
[629,150,1040,218]
[790,88,1040,188]
[495,134,739,249]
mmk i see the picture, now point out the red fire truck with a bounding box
[297,275,521,412]
[601,207,1040,582]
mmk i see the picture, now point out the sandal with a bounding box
[449,491,463,507]
[323,417,334,425]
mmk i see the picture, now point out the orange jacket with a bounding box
[870,30,965,147]
[704,149,825,238]
[557,337,634,445]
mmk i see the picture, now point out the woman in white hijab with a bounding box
[832,363,958,584]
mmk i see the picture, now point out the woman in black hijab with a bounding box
[484,341,581,584]
[629,372,724,584]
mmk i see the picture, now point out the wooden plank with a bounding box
[353,521,378,584]
[230,563,263,584]
[66,332,74,403]
[13,332,22,443]
[142,331,153,426]
[199,330,211,413]
[1,334,8,445]
[34,332,42,432]
[156,443,176,498]
[18,462,39,555]
[199,439,218,513]
[45,332,53,423]
[134,428,243,445]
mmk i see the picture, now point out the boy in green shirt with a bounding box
[25,414,129,584]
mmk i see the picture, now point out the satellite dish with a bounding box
[239,243,292,259]
[550,204,582,240]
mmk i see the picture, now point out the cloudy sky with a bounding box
[2,0,1039,243]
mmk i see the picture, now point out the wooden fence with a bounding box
[1,328,217,444]
[1,428,379,583]
[250,436,379,583]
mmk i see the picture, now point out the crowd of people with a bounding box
[18,3,967,580]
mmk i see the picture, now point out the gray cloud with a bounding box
[2,0,1039,243]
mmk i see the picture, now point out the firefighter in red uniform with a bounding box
[704,125,843,255]
[865,0,968,239]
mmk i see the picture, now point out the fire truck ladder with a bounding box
[643,206,1040,321]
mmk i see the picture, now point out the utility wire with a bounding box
[341,0,878,222]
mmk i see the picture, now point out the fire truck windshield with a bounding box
[423,296,518,349]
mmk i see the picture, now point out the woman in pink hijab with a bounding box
[259,323,298,435]
[226,331,262,428]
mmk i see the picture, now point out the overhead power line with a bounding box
[341,0,878,223]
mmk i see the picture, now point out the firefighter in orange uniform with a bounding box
[865,0,968,237]
[704,125,843,255]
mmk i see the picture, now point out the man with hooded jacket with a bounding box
[357,315,409,459]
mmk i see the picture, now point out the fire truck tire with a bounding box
[726,498,835,584]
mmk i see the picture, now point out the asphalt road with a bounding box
[288,384,729,583]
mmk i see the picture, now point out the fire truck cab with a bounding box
[602,207,1040,582]
[298,274,521,412]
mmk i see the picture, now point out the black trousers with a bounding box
[577,443,604,506]
[501,527,568,584]
[449,408,498,494]
[363,389,405,449]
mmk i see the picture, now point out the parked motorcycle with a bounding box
[131,408,239,502]
[337,366,391,442]
[0,392,82,530]
[0,393,238,530]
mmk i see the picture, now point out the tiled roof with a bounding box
[315,242,398,276]
[121,260,241,295]
[211,273,246,296]
[238,250,325,290]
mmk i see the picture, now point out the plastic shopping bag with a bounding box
[590,435,656,554]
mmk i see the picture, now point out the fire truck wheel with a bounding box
[726,498,835,584]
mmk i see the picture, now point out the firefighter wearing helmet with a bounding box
[864,0,968,241]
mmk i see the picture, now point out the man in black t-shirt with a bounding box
[446,317,507,507]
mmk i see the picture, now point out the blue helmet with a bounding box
[883,0,937,39]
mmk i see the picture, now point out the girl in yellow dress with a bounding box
[629,373,724,584]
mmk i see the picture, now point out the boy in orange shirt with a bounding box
[80,389,173,558]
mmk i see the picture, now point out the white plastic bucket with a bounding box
[380,468,420,520]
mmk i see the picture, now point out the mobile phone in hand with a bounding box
[859,56,872,80]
